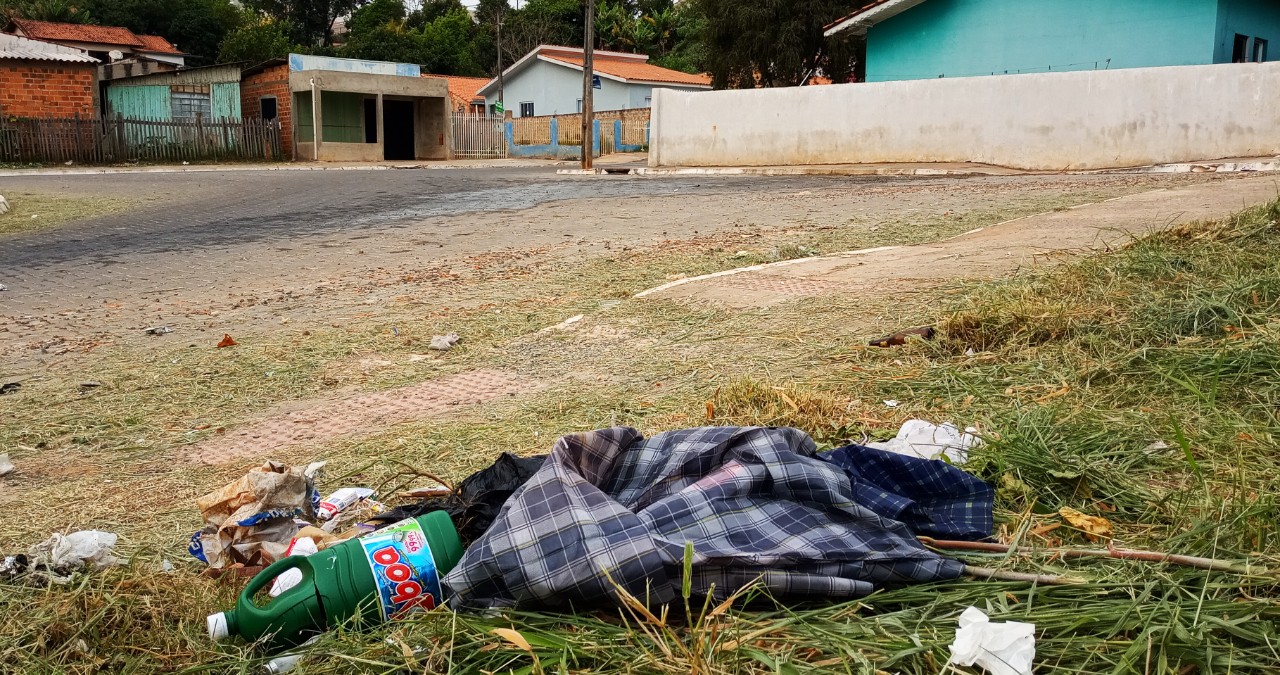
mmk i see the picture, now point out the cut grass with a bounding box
[2,193,1279,673]
[0,192,143,235]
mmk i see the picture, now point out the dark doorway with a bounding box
[1233,34,1250,63]
[382,100,415,160]
[363,98,377,143]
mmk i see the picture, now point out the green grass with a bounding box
[2,196,1279,673]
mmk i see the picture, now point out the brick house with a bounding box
[5,18,186,67]
[240,59,292,158]
[0,32,98,118]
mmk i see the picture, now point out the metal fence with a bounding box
[450,114,507,159]
[0,115,283,164]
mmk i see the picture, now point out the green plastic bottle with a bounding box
[207,511,464,648]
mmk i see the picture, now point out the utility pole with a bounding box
[496,8,505,117]
[581,0,595,170]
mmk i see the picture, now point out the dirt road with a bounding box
[0,168,1253,367]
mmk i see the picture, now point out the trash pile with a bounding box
[2,421,1049,675]
[1,530,120,585]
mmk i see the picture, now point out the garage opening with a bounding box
[382,100,415,160]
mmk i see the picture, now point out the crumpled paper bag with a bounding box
[193,461,323,569]
[948,606,1036,675]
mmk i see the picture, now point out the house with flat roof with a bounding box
[241,54,450,162]
[478,45,711,117]
[826,0,1280,82]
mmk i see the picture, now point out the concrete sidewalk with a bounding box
[564,156,1280,178]
[0,157,568,178]
[637,175,1280,308]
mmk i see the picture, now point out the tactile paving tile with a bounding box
[712,273,852,297]
[189,370,541,465]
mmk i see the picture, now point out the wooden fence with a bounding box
[0,115,283,165]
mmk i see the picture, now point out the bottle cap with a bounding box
[207,612,230,641]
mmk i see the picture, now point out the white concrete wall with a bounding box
[650,63,1280,170]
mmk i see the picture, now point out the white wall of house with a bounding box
[484,59,702,116]
[650,62,1280,170]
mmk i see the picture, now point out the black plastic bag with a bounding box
[370,453,547,545]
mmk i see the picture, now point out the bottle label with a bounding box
[359,519,442,620]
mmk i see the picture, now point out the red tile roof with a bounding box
[441,75,489,109]
[9,18,144,47]
[539,47,710,87]
[136,34,182,55]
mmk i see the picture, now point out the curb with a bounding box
[0,160,567,178]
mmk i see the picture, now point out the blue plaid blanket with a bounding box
[443,426,992,610]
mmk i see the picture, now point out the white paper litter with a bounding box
[269,537,319,597]
[948,606,1036,675]
[29,531,120,582]
[429,333,461,351]
[0,453,13,476]
[865,419,980,464]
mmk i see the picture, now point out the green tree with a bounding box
[347,0,404,38]
[241,0,368,47]
[83,0,241,64]
[648,1,706,74]
[420,7,483,75]
[504,0,583,59]
[692,0,849,88]
[408,0,464,29]
[218,16,297,64]
[340,21,423,63]
[0,0,94,22]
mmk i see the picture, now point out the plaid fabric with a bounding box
[443,427,983,610]
[819,443,994,541]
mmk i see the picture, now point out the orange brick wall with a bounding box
[0,62,97,118]
[241,64,293,159]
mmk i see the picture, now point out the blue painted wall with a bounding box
[1214,0,1280,62]
[866,0,1234,81]
[107,83,242,120]
[289,53,420,77]
[107,85,171,119]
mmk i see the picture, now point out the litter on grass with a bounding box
[948,606,1036,675]
[865,419,981,464]
[0,453,13,476]
[190,461,323,569]
[869,326,936,347]
[1,531,121,584]
[429,333,461,351]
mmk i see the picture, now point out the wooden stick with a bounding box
[922,537,1275,576]
[962,565,1078,585]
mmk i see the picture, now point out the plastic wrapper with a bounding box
[189,461,323,569]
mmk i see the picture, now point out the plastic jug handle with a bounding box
[237,555,316,618]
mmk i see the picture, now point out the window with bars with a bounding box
[171,85,212,121]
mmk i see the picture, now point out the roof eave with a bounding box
[824,0,930,37]
[627,80,712,89]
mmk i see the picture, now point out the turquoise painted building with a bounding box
[826,0,1280,82]
[104,63,242,120]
